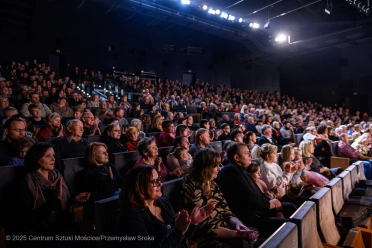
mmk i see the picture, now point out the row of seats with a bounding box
[261,161,369,248]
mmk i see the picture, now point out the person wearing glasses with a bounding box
[135,137,183,182]
[0,118,26,166]
[180,148,259,247]
[102,123,128,154]
[117,164,215,248]
[80,142,123,219]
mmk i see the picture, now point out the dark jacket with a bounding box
[116,197,193,248]
[102,136,128,154]
[217,162,271,220]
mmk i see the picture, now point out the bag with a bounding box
[305,170,329,187]
[339,204,370,228]
[285,183,314,199]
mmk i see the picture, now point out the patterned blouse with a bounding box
[180,175,236,247]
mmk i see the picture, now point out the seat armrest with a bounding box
[330,156,350,170]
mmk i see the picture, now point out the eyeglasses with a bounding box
[112,130,121,133]
[150,176,162,187]
[9,128,26,132]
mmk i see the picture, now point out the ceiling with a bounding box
[2,0,372,62]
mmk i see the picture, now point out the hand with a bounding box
[187,130,193,138]
[175,210,191,234]
[190,202,215,225]
[154,157,162,171]
[270,199,282,210]
[55,178,63,200]
[271,186,280,195]
[235,229,260,240]
[296,160,304,170]
[284,162,298,173]
[108,166,114,179]
[305,157,313,167]
[173,167,184,177]
[220,151,226,161]
[74,192,91,203]
[216,129,223,136]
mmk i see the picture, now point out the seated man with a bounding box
[27,104,46,132]
[216,123,231,141]
[244,116,259,134]
[53,119,89,172]
[220,114,233,128]
[82,112,100,138]
[20,92,52,117]
[217,142,296,238]
[0,118,26,166]
[49,97,73,117]
[280,120,294,145]
[257,125,281,150]
[188,128,211,158]
[338,133,372,179]
[95,100,114,122]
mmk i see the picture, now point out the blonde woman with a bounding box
[257,143,298,198]
[148,115,163,132]
[37,113,66,142]
[281,145,307,186]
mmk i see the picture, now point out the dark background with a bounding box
[1,0,372,113]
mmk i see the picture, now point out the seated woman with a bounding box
[125,127,140,151]
[167,136,193,171]
[256,144,299,198]
[135,137,183,182]
[200,119,222,141]
[180,148,259,247]
[299,140,342,180]
[186,115,199,131]
[148,115,163,133]
[175,124,193,139]
[101,123,128,154]
[118,95,131,111]
[233,113,242,126]
[80,142,123,218]
[243,131,259,153]
[156,120,176,147]
[352,135,372,161]
[130,118,146,138]
[8,137,37,166]
[313,125,332,167]
[294,148,329,187]
[116,164,215,248]
[128,103,143,118]
[37,113,66,142]
[280,145,307,186]
[16,143,90,237]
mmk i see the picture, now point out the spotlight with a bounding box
[325,0,333,14]
[216,9,221,15]
[249,23,259,28]
[275,34,288,42]
[208,8,216,14]
[238,18,243,23]
[264,21,270,29]
[181,0,190,5]
[221,12,228,19]
[228,15,235,21]
[202,5,208,10]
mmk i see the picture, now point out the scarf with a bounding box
[25,169,70,210]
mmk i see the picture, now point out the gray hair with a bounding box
[131,118,142,127]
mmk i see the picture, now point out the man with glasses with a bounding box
[82,112,99,138]
[0,118,26,166]
[20,92,52,117]
[189,128,211,158]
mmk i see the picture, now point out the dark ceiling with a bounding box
[2,0,372,62]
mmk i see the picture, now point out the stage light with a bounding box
[275,34,287,42]
[202,5,208,10]
[264,21,270,29]
[181,0,190,5]
[238,18,243,23]
[228,15,235,21]
[216,9,221,15]
[221,12,228,19]
[208,8,216,14]
[249,23,259,28]
[325,0,333,14]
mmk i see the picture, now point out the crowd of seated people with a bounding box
[1,58,372,246]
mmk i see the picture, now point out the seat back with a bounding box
[143,124,151,132]
[209,141,222,154]
[161,177,183,212]
[190,113,201,123]
[62,157,86,197]
[44,137,60,145]
[95,195,120,236]
[110,151,141,177]
[187,106,197,114]
[221,112,235,120]
[87,135,102,143]
[294,134,303,147]
[309,187,341,245]
[289,201,323,248]
[189,131,196,144]
[346,165,359,189]
[147,132,161,137]
[353,161,367,181]
[337,170,353,201]
[330,141,339,157]
[158,146,174,166]
[325,178,344,215]
[258,222,298,248]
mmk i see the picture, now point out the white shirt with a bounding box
[260,161,293,196]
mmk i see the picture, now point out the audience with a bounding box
[101,123,128,153]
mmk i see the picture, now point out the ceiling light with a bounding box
[221,12,228,19]
[216,9,221,15]
[181,0,191,5]
[239,18,243,23]
[249,23,259,28]
[228,15,235,21]
[208,8,216,14]
[264,21,270,29]
[202,5,208,10]
[275,34,288,42]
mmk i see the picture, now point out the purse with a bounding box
[285,183,314,199]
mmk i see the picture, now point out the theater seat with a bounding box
[62,157,86,197]
[325,178,344,216]
[209,141,222,153]
[95,195,119,236]
[87,135,102,143]
[161,177,183,212]
[343,227,372,247]
[258,222,298,248]
[330,141,350,170]
[289,201,323,248]
[110,151,141,177]
[295,133,303,147]
[309,188,341,245]
[337,170,353,201]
